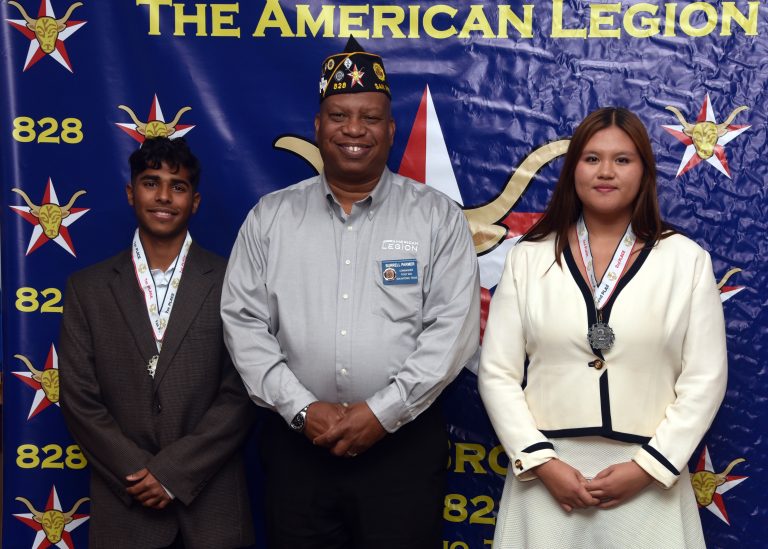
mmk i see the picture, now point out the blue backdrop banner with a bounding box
[1,1,765,547]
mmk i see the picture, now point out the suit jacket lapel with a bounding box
[152,243,216,388]
[109,250,159,368]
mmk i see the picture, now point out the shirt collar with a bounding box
[150,255,180,281]
[321,167,393,220]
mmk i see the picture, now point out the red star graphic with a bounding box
[663,94,750,178]
[12,344,59,419]
[693,446,748,525]
[5,0,87,72]
[9,177,89,256]
[14,485,89,549]
[720,285,745,302]
[348,64,365,88]
[115,94,195,144]
[398,85,547,343]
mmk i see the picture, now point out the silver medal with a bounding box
[588,322,615,351]
[147,355,159,378]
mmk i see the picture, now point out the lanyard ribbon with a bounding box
[576,215,636,310]
[131,229,192,352]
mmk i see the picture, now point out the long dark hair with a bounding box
[524,107,675,264]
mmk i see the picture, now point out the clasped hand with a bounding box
[125,468,172,510]
[534,459,653,512]
[306,401,386,458]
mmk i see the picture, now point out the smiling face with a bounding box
[315,92,395,189]
[574,125,644,223]
[126,162,200,242]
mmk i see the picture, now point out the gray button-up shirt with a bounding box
[221,168,480,432]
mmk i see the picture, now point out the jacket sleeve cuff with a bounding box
[512,442,558,481]
[147,459,196,505]
[632,444,680,489]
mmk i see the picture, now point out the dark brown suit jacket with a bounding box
[59,243,255,549]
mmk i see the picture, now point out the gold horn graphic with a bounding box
[62,497,90,520]
[11,188,41,216]
[716,106,748,136]
[665,106,694,135]
[14,354,42,377]
[274,136,323,173]
[717,267,742,290]
[59,190,86,218]
[15,496,44,520]
[163,106,192,136]
[55,2,83,29]
[118,105,148,135]
[463,140,570,253]
[8,1,36,26]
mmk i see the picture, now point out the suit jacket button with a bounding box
[156,403,162,413]
[514,459,523,471]
[589,359,604,370]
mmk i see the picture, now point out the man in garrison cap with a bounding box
[222,37,480,548]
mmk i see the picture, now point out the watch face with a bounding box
[290,412,305,432]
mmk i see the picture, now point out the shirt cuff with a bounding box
[276,387,318,426]
[162,484,175,500]
[366,384,413,433]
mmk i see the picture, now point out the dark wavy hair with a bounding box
[524,107,675,264]
[129,137,201,189]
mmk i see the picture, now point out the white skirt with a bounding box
[493,437,706,549]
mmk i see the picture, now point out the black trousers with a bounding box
[260,404,447,549]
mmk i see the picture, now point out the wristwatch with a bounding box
[289,405,310,433]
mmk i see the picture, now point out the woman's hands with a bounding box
[534,459,653,512]
[533,458,600,512]
[586,461,654,509]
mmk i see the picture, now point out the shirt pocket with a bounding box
[370,259,422,322]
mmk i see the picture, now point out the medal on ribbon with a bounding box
[132,230,192,372]
[576,216,636,352]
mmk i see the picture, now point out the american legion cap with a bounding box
[319,37,391,102]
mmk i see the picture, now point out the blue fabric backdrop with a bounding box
[2,1,765,547]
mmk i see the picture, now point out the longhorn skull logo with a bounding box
[15,353,59,403]
[11,187,86,239]
[8,1,82,54]
[118,104,192,138]
[691,458,745,507]
[15,496,89,544]
[666,105,748,160]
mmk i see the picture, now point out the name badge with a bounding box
[381,260,418,285]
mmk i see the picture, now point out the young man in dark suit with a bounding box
[59,138,254,549]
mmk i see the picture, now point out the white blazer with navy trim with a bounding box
[478,233,727,488]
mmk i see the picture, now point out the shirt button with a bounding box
[340,329,347,336]
[342,402,349,407]
[347,225,354,231]
[344,259,351,265]
[342,293,349,299]
[341,368,348,375]
[395,421,402,427]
